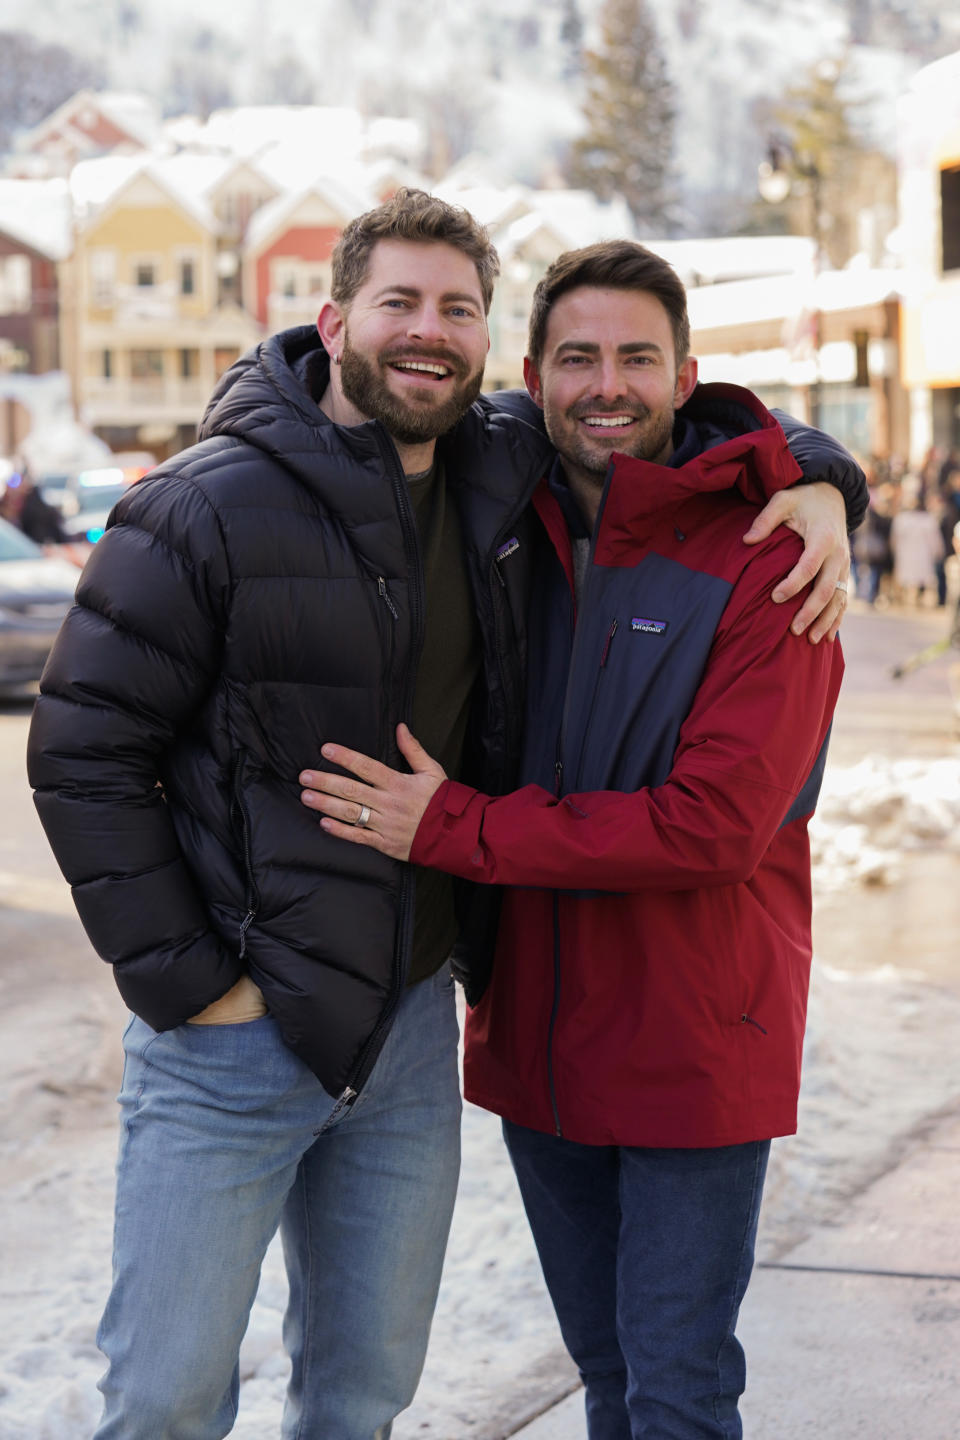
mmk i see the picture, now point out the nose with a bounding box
[407,301,449,345]
[592,356,627,404]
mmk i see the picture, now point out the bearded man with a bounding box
[29,198,861,1440]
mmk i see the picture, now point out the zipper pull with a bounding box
[600,618,618,667]
[377,576,399,619]
[313,1085,358,1136]
[239,908,256,959]
[493,536,519,588]
[554,757,563,796]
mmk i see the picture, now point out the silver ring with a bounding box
[355,804,372,828]
[835,580,849,593]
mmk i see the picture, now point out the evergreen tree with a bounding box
[0,31,105,152]
[767,55,893,268]
[567,0,676,233]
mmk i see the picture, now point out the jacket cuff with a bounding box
[410,780,486,877]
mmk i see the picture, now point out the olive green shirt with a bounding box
[406,458,481,985]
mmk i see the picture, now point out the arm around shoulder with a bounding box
[773,410,868,531]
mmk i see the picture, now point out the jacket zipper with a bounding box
[543,480,616,1140]
[571,618,618,790]
[338,432,424,1100]
[231,773,260,958]
[546,893,564,1136]
[377,575,399,619]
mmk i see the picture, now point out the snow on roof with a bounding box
[155,153,239,202]
[687,264,903,332]
[244,172,373,253]
[176,106,366,163]
[69,153,216,231]
[93,93,161,147]
[651,234,816,286]
[70,154,150,214]
[17,90,160,152]
[496,189,635,257]
[432,181,533,230]
[364,115,425,164]
[904,45,960,98]
[0,178,72,259]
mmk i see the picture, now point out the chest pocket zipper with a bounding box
[573,618,618,789]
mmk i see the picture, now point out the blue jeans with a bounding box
[503,1122,770,1440]
[94,965,461,1440]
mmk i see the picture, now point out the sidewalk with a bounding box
[511,1107,960,1438]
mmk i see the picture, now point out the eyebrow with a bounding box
[553,340,664,357]
[372,284,482,307]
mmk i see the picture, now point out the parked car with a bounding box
[56,456,154,559]
[0,517,77,690]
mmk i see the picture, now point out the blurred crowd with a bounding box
[0,463,66,546]
[851,447,960,611]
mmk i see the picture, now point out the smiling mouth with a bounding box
[389,359,454,381]
[579,414,637,429]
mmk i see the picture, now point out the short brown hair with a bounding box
[331,187,500,314]
[527,240,690,368]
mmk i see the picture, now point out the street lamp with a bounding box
[758,137,824,429]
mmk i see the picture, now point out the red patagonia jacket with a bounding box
[411,384,845,1149]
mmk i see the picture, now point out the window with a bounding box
[179,259,195,296]
[89,249,116,307]
[180,348,199,379]
[102,349,112,379]
[941,166,960,273]
[135,262,157,288]
[214,347,239,377]
[130,349,164,379]
[0,255,30,314]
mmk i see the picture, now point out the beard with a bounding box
[543,399,677,493]
[339,339,485,446]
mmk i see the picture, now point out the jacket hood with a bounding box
[197,326,552,525]
[199,325,385,472]
[606,382,802,521]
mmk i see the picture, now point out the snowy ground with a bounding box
[2,755,960,1440]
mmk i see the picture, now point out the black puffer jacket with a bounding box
[27,326,551,1100]
[28,325,865,1101]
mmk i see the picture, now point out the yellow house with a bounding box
[63,154,260,457]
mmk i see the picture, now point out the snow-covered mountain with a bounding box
[4,0,960,231]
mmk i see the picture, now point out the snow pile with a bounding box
[811,756,960,890]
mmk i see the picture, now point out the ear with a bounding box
[523,356,545,409]
[317,301,345,360]
[674,355,698,409]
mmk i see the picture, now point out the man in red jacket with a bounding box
[300,240,845,1439]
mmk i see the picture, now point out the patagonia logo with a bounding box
[495,537,520,563]
[631,617,669,635]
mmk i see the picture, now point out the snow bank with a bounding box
[811,756,960,890]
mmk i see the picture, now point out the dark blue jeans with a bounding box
[503,1121,770,1440]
